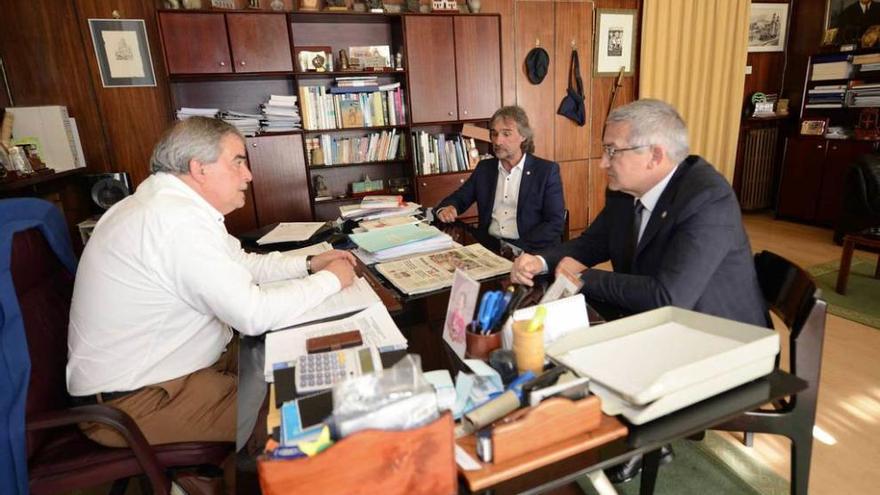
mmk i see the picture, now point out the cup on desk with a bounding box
[512,319,544,374]
[465,323,502,361]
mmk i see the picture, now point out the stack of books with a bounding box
[848,82,880,107]
[805,84,846,109]
[261,94,302,133]
[811,54,853,81]
[305,129,402,165]
[853,53,880,73]
[412,131,481,175]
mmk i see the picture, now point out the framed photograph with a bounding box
[825,0,880,45]
[593,9,637,77]
[87,19,156,88]
[748,3,789,52]
[800,118,829,136]
[295,46,333,72]
[349,45,392,70]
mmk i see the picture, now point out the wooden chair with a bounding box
[713,250,827,495]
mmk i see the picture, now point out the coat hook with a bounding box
[535,38,540,47]
[571,39,576,49]
[111,10,121,19]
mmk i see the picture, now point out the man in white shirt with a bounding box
[67,117,356,448]
[434,106,565,252]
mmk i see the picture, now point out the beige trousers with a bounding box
[82,339,238,448]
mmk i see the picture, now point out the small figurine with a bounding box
[270,0,285,10]
[395,52,404,71]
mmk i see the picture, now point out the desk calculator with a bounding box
[294,346,382,393]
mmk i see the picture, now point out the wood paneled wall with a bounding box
[74,0,173,186]
[783,0,826,112]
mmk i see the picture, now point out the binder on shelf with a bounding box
[7,105,84,172]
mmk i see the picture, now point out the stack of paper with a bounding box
[349,223,442,253]
[339,201,421,221]
[359,215,421,231]
[221,110,262,136]
[353,233,456,264]
[262,94,302,132]
[360,195,404,209]
[256,222,327,245]
[264,303,408,382]
[176,107,219,120]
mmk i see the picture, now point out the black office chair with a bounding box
[713,250,827,495]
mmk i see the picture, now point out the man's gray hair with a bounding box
[607,99,690,164]
[491,105,535,154]
[150,117,243,175]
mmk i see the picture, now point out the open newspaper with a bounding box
[375,244,513,295]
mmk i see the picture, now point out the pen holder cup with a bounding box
[512,319,544,375]
[465,324,502,361]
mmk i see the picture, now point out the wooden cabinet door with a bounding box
[416,172,477,220]
[454,16,501,121]
[816,140,876,225]
[227,13,293,73]
[777,137,826,221]
[405,16,458,123]
[159,13,232,74]
[247,134,313,225]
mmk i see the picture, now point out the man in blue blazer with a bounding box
[512,99,767,327]
[435,106,565,252]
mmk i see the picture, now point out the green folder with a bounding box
[349,223,441,253]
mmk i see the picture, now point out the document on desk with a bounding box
[283,277,382,327]
[281,242,332,257]
[257,222,327,245]
[264,303,408,382]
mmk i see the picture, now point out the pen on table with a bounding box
[476,291,496,334]
[489,285,530,333]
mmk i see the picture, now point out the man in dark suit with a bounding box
[837,0,880,43]
[435,106,565,252]
[512,98,766,327]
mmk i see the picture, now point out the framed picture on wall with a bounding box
[748,3,789,52]
[87,19,156,88]
[593,9,637,77]
[825,0,880,45]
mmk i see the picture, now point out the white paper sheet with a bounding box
[264,303,408,382]
[283,277,382,327]
[280,242,332,257]
[257,222,327,245]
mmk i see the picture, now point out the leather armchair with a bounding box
[0,199,231,495]
[835,154,880,243]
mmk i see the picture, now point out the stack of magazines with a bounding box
[261,94,302,132]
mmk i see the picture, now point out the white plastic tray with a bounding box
[546,306,779,407]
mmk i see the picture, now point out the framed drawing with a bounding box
[825,0,880,45]
[88,19,156,88]
[593,9,637,77]
[349,45,392,70]
[748,3,789,52]
[800,118,829,136]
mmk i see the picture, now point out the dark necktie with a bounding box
[633,200,645,248]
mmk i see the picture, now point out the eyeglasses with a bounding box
[602,144,650,160]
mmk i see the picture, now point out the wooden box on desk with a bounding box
[257,413,456,495]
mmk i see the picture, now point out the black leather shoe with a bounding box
[605,445,675,484]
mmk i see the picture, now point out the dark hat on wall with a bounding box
[525,47,549,84]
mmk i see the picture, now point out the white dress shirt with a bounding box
[67,173,341,395]
[488,153,527,240]
[634,164,678,243]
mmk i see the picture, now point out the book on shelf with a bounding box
[412,131,479,175]
[853,53,880,65]
[340,99,365,128]
[307,129,402,165]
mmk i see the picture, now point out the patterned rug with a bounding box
[807,256,880,330]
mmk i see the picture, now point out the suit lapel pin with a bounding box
[661,211,667,219]
[526,171,531,175]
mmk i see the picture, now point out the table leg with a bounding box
[836,238,855,295]
[639,449,661,495]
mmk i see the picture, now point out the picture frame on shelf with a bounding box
[295,46,334,72]
[748,3,789,53]
[593,9,637,76]
[87,19,157,88]
[349,45,392,70]
[800,118,829,136]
